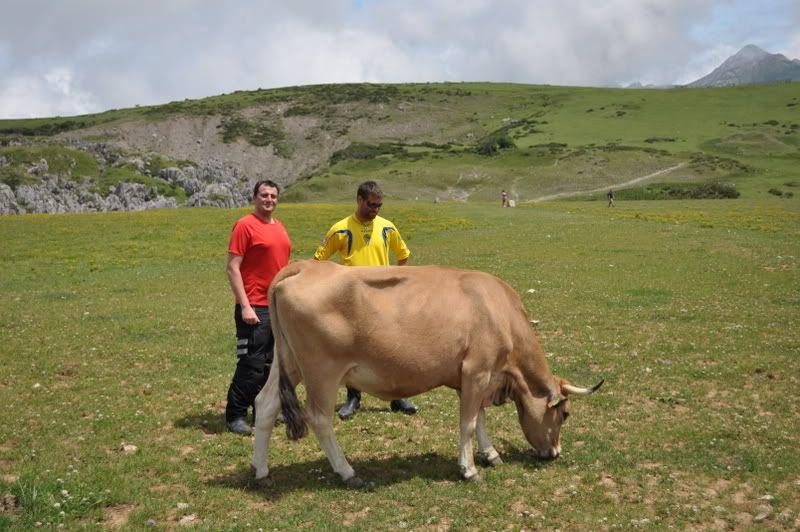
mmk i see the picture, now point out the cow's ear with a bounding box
[547,394,567,409]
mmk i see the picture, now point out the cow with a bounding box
[252,259,602,488]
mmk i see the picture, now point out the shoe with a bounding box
[338,396,361,420]
[227,418,252,435]
[390,398,418,415]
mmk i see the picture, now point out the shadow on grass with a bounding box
[173,403,410,435]
[174,411,227,434]
[207,441,554,500]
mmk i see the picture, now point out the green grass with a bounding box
[0,145,99,186]
[1,198,798,529]
[3,82,799,205]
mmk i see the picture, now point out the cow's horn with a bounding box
[562,379,604,396]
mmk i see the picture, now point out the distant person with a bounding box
[501,190,508,207]
[607,189,615,207]
[314,180,419,420]
[225,180,291,435]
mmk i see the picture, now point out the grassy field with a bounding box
[278,83,800,203]
[1,197,799,529]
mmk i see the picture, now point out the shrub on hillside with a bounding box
[614,182,740,200]
[476,132,516,156]
[218,115,292,157]
[0,166,35,190]
[0,120,88,137]
[330,143,406,164]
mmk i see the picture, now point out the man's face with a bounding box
[253,185,279,217]
[356,193,383,222]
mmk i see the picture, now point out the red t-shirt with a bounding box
[228,213,291,306]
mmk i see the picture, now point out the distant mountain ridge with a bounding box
[688,44,800,87]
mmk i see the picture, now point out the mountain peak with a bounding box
[688,45,800,87]
[735,44,769,60]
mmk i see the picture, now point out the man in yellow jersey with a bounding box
[314,180,419,420]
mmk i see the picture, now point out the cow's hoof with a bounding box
[253,473,273,488]
[478,452,503,467]
[460,467,482,482]
[344,476,366,489]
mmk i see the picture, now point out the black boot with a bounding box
[338,387,362,420]
[390,398,418,415]
[227,418,252,435]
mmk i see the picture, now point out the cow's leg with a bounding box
[457,381,487,481]
[251,360,281,485]
[304,378,362,488]
[457,404,480,481]
[476,407,502,467]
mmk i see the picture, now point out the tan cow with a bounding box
[252,260,602,487]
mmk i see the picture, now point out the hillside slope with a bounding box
[1,82,798,213]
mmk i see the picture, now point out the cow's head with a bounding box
[514,378,603,459]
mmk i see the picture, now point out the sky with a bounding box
[1,0,798,119]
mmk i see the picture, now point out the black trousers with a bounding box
[225,305,273,423]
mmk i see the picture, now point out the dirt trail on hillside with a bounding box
[528,162,687,202]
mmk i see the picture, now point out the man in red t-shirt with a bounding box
[225,179,291,435]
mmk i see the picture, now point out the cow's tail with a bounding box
[272,283,308,441]
[279,364,307,441]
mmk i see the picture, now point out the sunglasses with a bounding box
[365,201,383,209]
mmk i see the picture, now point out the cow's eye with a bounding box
[563,411,570,421]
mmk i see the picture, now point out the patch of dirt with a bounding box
[733,483,753,505]
[0,457,19,483]
[178,513,198,526]
[342,506,370,526]
[247,500,274,511]
[598,474,620,502]
[510,500,526,512]
[104,504,135,529]
[1,494,18,514]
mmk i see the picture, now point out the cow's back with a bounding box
[270,260,537,398]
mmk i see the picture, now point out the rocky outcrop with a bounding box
[0,184,21,215]
[159,159,252,208]
[185,182,249,208]
[0,144,255,213]
[7,176,178,214]
[159,167,202,196]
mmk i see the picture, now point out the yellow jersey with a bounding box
[314,214,411,266]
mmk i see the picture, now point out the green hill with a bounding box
[1,82,798,210]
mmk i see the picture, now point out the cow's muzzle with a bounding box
[538,445,561,460]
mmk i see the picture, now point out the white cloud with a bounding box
[0,0,797,118]
[0,68,96,118]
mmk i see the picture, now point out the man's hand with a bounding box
[241,305,260,325]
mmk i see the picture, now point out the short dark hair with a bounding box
[252,179,281,197]
[357,180,383,199]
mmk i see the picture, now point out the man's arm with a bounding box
[226,253,259,324]
[313,226,340,261]
[388,225,411,266]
